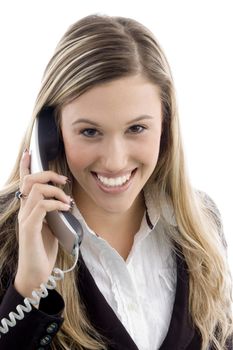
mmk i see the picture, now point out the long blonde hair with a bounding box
[0,14,232,349]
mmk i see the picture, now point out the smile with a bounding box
[92,169,137,190]
[97,173,131,187]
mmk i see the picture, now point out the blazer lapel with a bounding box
[160,248,196,349]
[77,253,139,349]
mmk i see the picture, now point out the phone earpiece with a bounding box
[37,107,61,169]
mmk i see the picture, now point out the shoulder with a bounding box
[196,190,221,219]
[195,190,227,248]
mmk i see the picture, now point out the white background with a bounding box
[0,0,232,271]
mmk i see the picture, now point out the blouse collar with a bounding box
[143,185,177,229]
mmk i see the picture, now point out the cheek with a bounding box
[63,140,95,173]
[138,134,161,166]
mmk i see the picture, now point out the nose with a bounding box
[100,137,128,173]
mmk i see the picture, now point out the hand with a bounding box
[14,149,71,298]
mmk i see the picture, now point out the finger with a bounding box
[21,199,71,233]
[21,171,68,196]
[19,183,72,218]
[31,183,71,203]
[19,149,31,181]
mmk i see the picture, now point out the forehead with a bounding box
[61,74,162,123]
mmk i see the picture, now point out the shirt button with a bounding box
[46,322,59,334]
[40,335,52,346]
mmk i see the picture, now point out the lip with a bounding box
[91,168,137,194]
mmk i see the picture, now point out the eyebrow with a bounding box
[72,115,155,127]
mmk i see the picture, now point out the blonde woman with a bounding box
[0,14,232,350]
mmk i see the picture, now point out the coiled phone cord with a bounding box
[0,246,79,338]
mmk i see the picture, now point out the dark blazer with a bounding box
[0,249,231,349]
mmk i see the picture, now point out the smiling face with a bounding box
[60,74,162,216]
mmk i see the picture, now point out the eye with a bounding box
[80,128,100,137]
[127,124,146,134]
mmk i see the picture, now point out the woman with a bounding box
[0,14,232,350]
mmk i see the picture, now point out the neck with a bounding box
[73,189,145,259]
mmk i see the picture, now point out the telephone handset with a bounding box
[30,107,83,256]
[0,108,83,338]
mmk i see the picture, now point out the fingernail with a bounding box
[63,203,71,211]
[70,198,75,208]
[22,148,29,158]
[66,178,72,183]
[60,175,68,182]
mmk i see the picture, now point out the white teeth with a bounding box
[97,173,131,187]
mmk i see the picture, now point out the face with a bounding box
[60,74,162,216]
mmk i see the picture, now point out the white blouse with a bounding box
[72,190,177,350]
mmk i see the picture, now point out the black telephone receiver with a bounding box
[30,107,83,256]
